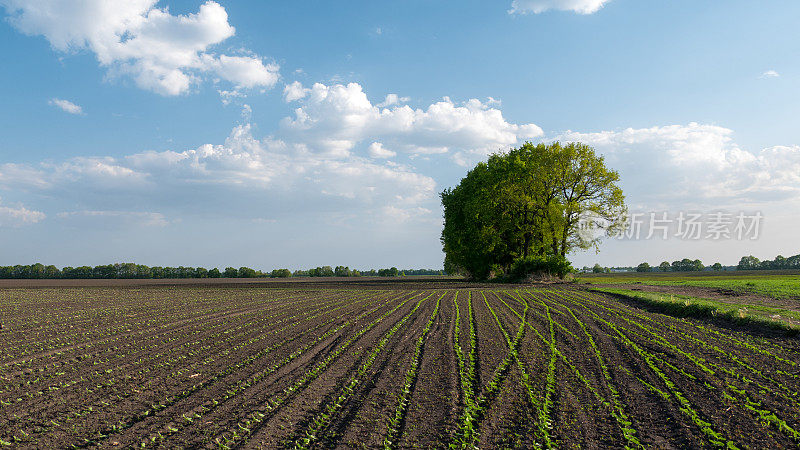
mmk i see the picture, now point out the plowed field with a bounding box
[1,284,799,448]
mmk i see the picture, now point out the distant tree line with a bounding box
[624,254,800,273]
[737,253,800,270]
[632,259,720,272]
[0,263,444,279]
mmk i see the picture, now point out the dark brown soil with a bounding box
[1,281,799,448]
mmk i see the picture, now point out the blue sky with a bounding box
[1,0,799,270]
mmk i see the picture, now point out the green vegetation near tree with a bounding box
[440,141,626,280]
[592,287,800,333]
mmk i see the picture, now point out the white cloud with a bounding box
[510,0,611,14]
[0,199,45,227]
[376,94,409,108]
[0,123,437,222]
[280,82,543,162]
[760,70,780,79]
[557,123,800,207]
[1,0,279,96]
[210,54,279,89]
[283,81,310,102]
[48,98,84,115]
[367,142,396,159]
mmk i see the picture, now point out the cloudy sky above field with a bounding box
[1,0,799,269]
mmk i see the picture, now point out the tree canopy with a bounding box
[441,142,626,280]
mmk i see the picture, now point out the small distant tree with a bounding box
[592,263,604,274]
[309,266,334,277]
[223,267,238,278]
[711,262,722,271]
[378,267,399,277]
[270,268,292,278]
[208,268,221,278]
[636,262,651,272]
[334,266,352,277]
[737,255,760,270]
[238,267,257,278]
[659,261,670,272]
[195,267,209,278]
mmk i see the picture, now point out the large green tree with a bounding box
[441,142,626,280]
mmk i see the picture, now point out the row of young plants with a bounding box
[451,291,528,448]
[72,290,395,448]
[608,298,800,417]
[490,291,555,448]
[0,286,303,363]
[498,290,650,448]
[0,289,218,363]
[294,292,440,448]
[2,290,381,447]
[534,290,644,448]
[557,290,741,447]
[210,292,426,449]
[382,292,444,449]
[0,289,252,374]
[122,290,398,448]
[450,291,478,446]
[588,290,800,406]
[0,291,309,399]
[567,290,800,443]
[0,290,315,411]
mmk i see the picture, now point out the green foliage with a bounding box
[334,266,352,277]
[591,288,800,334]
[308,266,334,277]
[223,267,238,278]
[738,255,761,270]
[507,255,573,281]
[671,258,704,272]
[659,261,671,272]
[237,267,257,278]
[378,267,399,277]
[441,141,626,280]
[636,262,651,273]
[593,263,604,274]
[270,268,292,278]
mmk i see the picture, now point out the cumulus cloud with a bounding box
[368,142,396,159]
[556,123,800,207]
[509,0,611,14]
[1,0,279,95]
[280,82,543,162]
[376,94,409,108]
[283,81,310,102]
[48,98,84,115]
[760,70,780,79]
[0,123,437,222]
[0,199,45,227]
